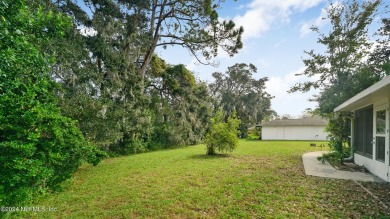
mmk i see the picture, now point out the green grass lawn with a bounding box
[18,140,389,218]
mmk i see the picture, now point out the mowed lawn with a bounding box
[20,140,389,218]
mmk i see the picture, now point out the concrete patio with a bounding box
[302,151,383,182]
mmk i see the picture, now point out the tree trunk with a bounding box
[206,145,216,155]
[139,44,156,92]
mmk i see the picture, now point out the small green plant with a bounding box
[318,136,345,166]
[247,127,260,139]
[329,136,343,154]
[326,136,351,163]
[319,151,344,166]
[205,111,240,155]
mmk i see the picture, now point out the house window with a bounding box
[376,136,385,162]
[376,110,386,134]
[376,109,386,163]
[354,105,373,158]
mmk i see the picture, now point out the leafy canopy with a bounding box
[148,56,212,148]
[0,0,103,206]
[209,63,274,137]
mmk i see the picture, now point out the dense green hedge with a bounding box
[0,0,103,206]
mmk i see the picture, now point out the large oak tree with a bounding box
[209,63,274,137]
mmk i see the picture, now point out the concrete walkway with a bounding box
[302,151,383,182]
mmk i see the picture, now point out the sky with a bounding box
[156,0,336,117]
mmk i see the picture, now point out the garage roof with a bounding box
[259,116,327,127]
[334,75,390,112]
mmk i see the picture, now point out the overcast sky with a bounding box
[157,0,340,117]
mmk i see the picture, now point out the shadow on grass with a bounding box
[188,154,231,160]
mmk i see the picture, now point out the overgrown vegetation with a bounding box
[0,0,103,207]
[46,0,245,154]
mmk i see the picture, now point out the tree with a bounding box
[205,111,240,155]
[209,63,274,137]
[49,0,243,152]
[54,0,243,91]
[48,0,153,153]
[370,18,390,75]
[288,0,385,154]
[148,56,212,149]
[299,108,316,118]
[0,0,102,206]
[137,0,244,90]
[290,0,382,95]
[278,114,295,120]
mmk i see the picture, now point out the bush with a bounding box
[0,0,104,206]
[329,136,343,154]
[328,136,351,158]
[318,136,351,166]
[319,151,344,166]
[111,137,148,155]
[205,111,240,155]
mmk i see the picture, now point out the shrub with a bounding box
[205,111,240,155]
[319,136,351,166]
[329,136,343,154]
[0,0,104,206]
[319,151,344,166]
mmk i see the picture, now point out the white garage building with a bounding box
[259,116,328,140]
